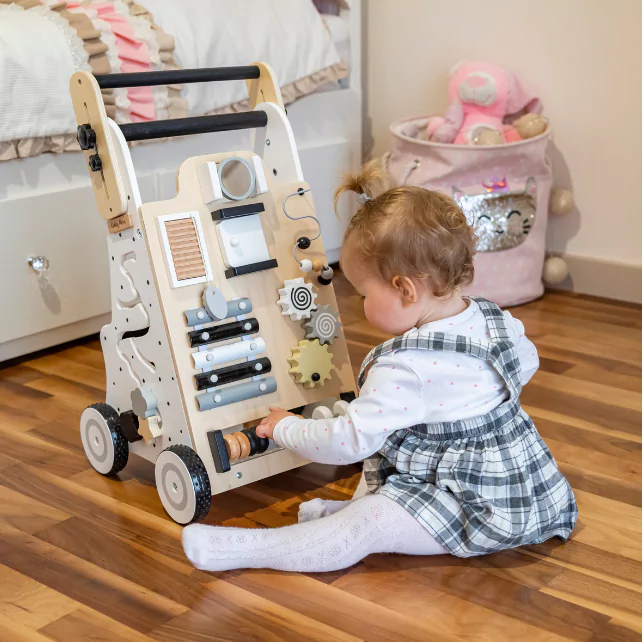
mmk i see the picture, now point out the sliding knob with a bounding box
[77,124,96,150]
[202,286,228,321]
[131,386,158,419]
[88,154,102,172]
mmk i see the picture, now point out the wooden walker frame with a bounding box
[70,64,356,524]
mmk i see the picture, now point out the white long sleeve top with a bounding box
[273,299,539,465]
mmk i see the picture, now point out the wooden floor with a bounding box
[1,279,642,641]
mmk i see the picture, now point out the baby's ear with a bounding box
[392,275,419,305]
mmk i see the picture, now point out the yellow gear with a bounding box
[288,339,334,388]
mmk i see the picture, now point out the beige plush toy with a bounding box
[513,113,548,139]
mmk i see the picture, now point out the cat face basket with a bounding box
[386,115,553,307]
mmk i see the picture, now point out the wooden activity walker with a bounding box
[71,64,356,524]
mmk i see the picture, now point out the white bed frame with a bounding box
[0,2,362,362]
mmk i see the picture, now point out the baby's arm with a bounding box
[272,356,424,464]
[503,310,539,385]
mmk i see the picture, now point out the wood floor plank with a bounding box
[333,566,570,642]
[0,612,60,642]
[39,606,157,642]
[0,564,78,631]
[0,483,70,535]
[358,553,622,641]
[574,489,642,534]
[25,354,106,391]
[0,530,186,634]
[224,570,465,642]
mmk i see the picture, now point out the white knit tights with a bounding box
[182,494,446,573]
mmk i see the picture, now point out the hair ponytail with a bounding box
[333,158,390,214]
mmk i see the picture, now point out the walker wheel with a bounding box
[155,445,211,524]
[80,403,129,476]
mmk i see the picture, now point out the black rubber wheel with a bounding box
[80,403,129,476]
[155,444,211,524]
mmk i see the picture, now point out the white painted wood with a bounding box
[192,337,266,370]
[0,313,109,362]
[252,102,304,184]
[197,161,224,206]
[102,119,196,467]
[216,215,271,269]
[0,185,111,344]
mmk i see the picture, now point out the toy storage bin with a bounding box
[386,115,553,307]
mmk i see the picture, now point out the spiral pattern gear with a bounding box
[288,339,334,388]
[277,278,318,321]
[302,305,342,345]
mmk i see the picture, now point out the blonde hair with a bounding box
[334,159,476,298]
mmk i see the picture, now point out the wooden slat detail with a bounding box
[163,217,206,281]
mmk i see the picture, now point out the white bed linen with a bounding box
[0,4,89,142]
[142,0,344,116]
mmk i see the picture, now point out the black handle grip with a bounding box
[118,111,268,142]
[96,66,260,89]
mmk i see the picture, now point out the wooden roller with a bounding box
[223,433,241,462]
[232,431,251,459]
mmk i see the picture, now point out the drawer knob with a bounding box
[28,256,49,273]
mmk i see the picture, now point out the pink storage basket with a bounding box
[386,115,552,307]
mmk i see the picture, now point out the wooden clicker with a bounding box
[70,65,355,524]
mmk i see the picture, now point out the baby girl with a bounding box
[182,161,577,572]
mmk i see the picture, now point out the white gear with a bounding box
[302,304,342,345]
[277,278,318,321]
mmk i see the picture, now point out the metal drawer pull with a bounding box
[28,256,49,273]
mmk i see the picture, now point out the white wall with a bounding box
[365,0,642,268]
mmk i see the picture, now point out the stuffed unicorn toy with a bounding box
[427,61,542,145]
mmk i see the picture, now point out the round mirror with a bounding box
[218,156,256,201]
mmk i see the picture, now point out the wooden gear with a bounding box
[71,64,356,524]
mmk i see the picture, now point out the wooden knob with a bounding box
[312,260,324,273]
[223,433,241,462]
[232,431,251,459]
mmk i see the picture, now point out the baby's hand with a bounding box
[256,407,296,439]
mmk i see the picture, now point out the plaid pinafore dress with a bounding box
[359,297,578,557]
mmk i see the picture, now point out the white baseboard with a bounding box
[549,254,642,304]
[0,313,110,363]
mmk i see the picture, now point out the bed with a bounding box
[0,0,362,361]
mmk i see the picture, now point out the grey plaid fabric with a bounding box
[360,297,578,557]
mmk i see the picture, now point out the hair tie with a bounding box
[355,192,371,205]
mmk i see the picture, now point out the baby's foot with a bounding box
[298,498,328,523]
[297,498,352,523]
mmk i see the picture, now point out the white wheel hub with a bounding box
[80,406,116,475]
[155,450,197,524]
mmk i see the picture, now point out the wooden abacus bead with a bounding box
[233,431,251,459]
[312,260,324,273]
[223,433,241,462]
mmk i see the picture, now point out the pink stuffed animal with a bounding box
[427,61,542,145]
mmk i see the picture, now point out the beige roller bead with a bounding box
[312,260,324,273]
[223,433,241,462]
[233,431,251,459]
[549,188,574,216]
[543,257,569,285]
